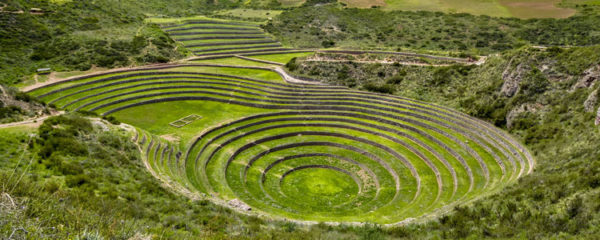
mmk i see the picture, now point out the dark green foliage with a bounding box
[37,115,93,157]
[267,6,600,53]
[0,105,23,120]
[385,70,406,84]
[362,82,395,94]
[321,39,335,48]
[281,45,600,238]
[102,115,120,125]
[429,64,475,86]
[302,0,337,7]
[0,0,246,85]
[285,57,299,71]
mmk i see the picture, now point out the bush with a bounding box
[362,82,395,94]
[385,72,405,84]
[286,57,299,71]
[103,116,120,125]
[321,40,335,48]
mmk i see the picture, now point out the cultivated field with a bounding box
[336,0,577,18]
[26,55,534,224]
[160,19,311,59]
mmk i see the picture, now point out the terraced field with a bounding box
[25,59,534,224]
[162,20,311,59]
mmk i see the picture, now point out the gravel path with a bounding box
[0,111,64,129]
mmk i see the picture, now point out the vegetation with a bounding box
[337,0,581,18]
[22,54,533,225]
[286,45,600,237]
[265,5,600,53]
[2,2,600,239]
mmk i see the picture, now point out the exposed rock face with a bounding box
[596,107,600,126]
[506,103,542,129]
[584,89,598,113]
[228,199,251,211]
[501,62,528,97]
[573,65,599,89]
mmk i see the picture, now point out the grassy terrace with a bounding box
[25,50,533,223]
[160,18,292,57]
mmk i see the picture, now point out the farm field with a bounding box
[214,9,283,19]
[336,0,578,18]
[25,40,534,223]
[159,18,301,59]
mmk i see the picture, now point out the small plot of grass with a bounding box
[166,24,262,31]
[281,167,360,208]
[178,39,272,45]
[194,47,287,55]
[278,0,306,6]
[146,16,259,25]
[214,9,283,20]
[156,66,284,83]
[188,43,281,51]
[52,67,110,80]
[192,57,275,68]
[111,100,277,147]
[499,0,576,19]
[248,52,315,64]
[342,0,577,18]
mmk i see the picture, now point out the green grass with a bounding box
[248,52,315,64]
[24,63,532,223]
[192,57,277,67]
[160,18,285,58]
[21,17,532,225]
[338,0,577,18]
[146,15,260,25]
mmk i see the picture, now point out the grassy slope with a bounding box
[0,115,372,239]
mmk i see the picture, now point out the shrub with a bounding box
[286,57,299,71]
[321,40,335,48]
[362,82,395,94]
[103,116,120,125]
[385,73,405,84]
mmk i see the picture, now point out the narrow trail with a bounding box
[0,111,64,129]
[304,55,488,67]
[272,67,324,85]
[304,59,454,67]
[0,85,8,98]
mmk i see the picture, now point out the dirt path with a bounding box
[305,55,488,66]
[273,67,324,85]
[304,59,454,67]
[0,85,8,98]
[0,111,64,129]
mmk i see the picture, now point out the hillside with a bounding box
[1,0,600,239]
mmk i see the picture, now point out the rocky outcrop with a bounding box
[228,199,251,211]
[573,65,599,89]
[501,62,529,97]
[584,89,598,113]
[596,106,600,126]
[506,103,542,129]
